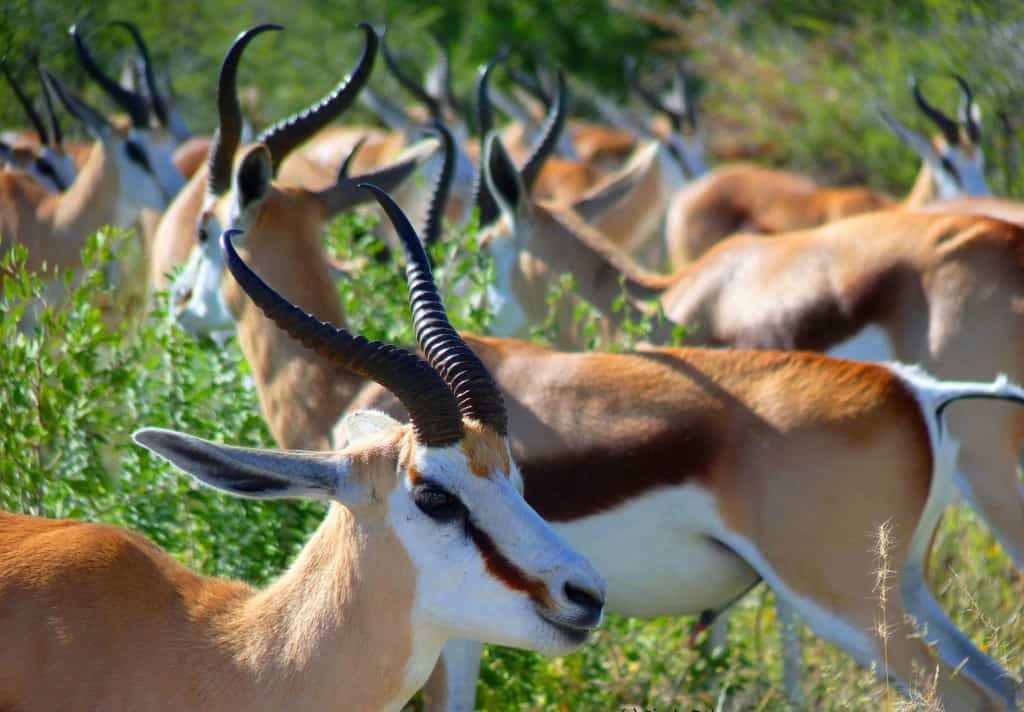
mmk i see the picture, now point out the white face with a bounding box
[146,129,187,199]
[33,147,77,193]
[171,199,235,338]
[387,434,606,655]
[116,129,170,213]
[933,144,989,199]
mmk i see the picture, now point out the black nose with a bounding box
[564,580,604,622]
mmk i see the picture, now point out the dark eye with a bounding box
[35,159,56,178]
[413,483,465,523]
[197,226,209,244]
[939,156,961,185]
[124,140,153,172]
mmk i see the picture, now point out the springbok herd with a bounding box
[2,17,1024,711]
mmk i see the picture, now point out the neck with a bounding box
[34,140,120,269]
[211,503,440,711]
[901,162,937,210]
[231,225,369,450]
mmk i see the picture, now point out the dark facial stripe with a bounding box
[467,520,551,606]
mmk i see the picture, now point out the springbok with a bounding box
[0,204,605,710]
[149,24,436,293]
[0,66,172,274]
[665,76,990,264]
[482,129,1024,578]
[169,110,1023,710]
[0,59,77,192]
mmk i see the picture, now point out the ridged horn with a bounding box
[258,23,377,175]
[206,24,281,197]
[109,21,170,128]
[221,228,465,446]
[0,59,49,146]
[422,121,455,247]
[519,68,567,193]
[625,57,680,131]
[912,77,960,146]
[673,63,699,132]
[37,65,64,148]
[952,73,981,144]
[70,23,149,128]
[381,35,442,120]
[361,183,508,435]
[472,57,503,226]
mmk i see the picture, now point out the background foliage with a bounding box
[2,1,1024,710]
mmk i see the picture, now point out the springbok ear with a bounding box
[234,143,272,214]
[571,155,650,222]
[880,110,938,165]
[133,427,365,504]
[483,132,528,225]
[339,410,403,445]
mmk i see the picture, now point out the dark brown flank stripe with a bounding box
[728,264,913,352]
[467,522,551,606]
[518,417,722,523]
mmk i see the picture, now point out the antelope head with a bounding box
[171,24,429,337]
[625,57,707,180]
[40,67,168,219]
[0,58,76,192]
[71,23,185,202]
[881,75,989,198]
[108,21,191,180]
[146,189,606,654]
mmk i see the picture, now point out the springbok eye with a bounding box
[35,159,56,177]
[197,226,209,244]
[413,483,465,523]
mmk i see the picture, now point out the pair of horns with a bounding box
[207,23,376,197]
[472,58,567,225]
[626,58,698,134]
[222,184,507,445]
[913,74,981,145]
[1,58,63,150]
[71,23,150,128]
[381,34,463,121]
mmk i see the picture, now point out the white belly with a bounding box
[827,324,893,363]
[553,485,758,618]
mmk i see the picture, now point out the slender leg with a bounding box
[776,595,805,708]
[422,639,483,712]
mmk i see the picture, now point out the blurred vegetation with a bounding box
[3,1,1024,709]
[3,0,1023,195]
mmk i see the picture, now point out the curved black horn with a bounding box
[70,23,149,128]
[471,57,503,226]
[207,24,281,196]
[422,121,455,247]
[0,59,49,146]
[381,35,442,120]
[912,77,960,146]
[507,66,549,106]
[258,23,377,175]
[673,63,699,133]
[519,68,567,193]
[362,184,508,435]
[109,21,170,128]
[335,136,367,182]
[221,228,465,446]
[626,57,681,131]
[952,73,981,144]
[37,65,64,148]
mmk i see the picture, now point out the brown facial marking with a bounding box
[520,416,722,523]
[468,521,551,606]
[461,420,510,478]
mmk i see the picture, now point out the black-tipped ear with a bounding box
[483,132,524,222]
[235,144,272,211]
[133,427,362,502]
